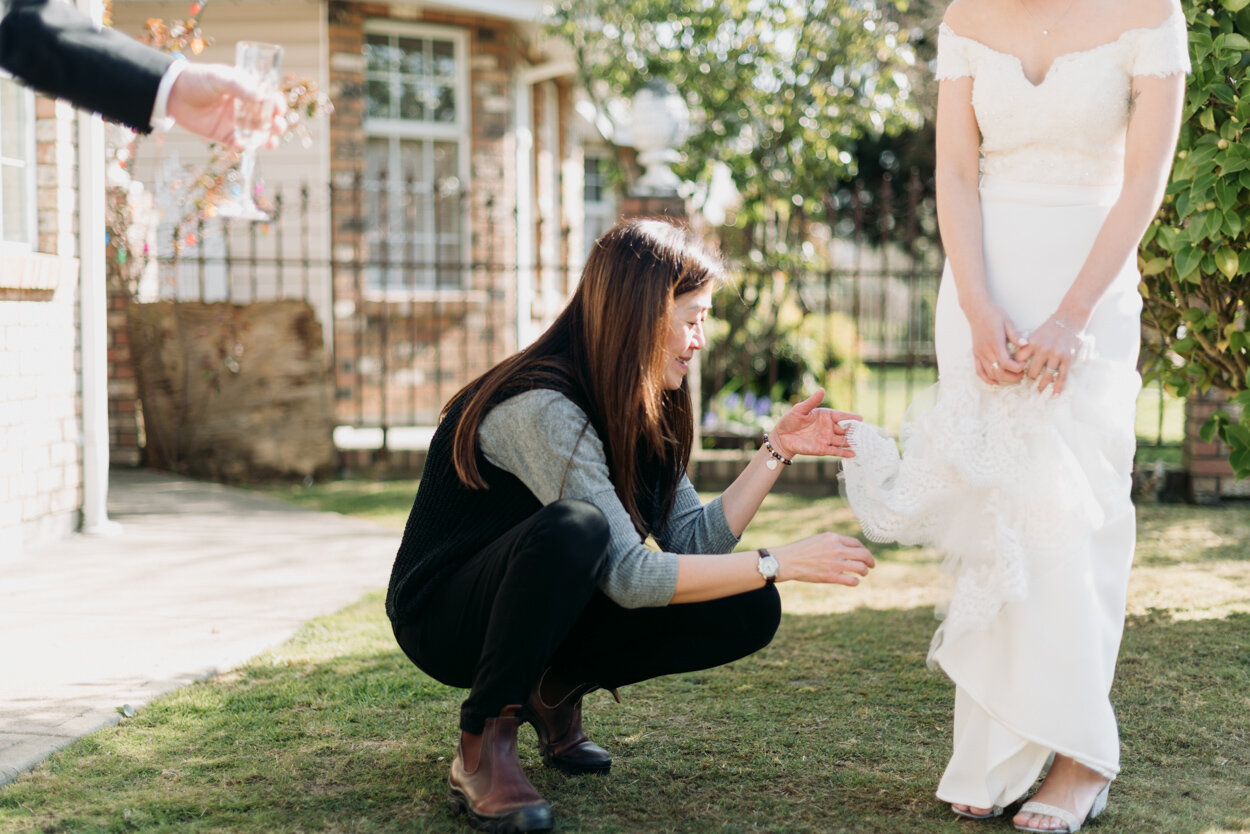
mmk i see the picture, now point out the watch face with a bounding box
[760,555,780,578]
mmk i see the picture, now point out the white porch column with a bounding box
[513,60,575,350]
[77,0,121,536]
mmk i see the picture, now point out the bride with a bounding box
[839,0,1189,831]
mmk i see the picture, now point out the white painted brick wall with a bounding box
[0,278,82,554]
[0,94,83,555]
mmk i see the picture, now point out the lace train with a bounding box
[839,358,1137,664]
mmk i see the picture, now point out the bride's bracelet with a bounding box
[762,433,793,467]
[1053,319,1083,337]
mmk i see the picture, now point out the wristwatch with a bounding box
[757,548,780,586]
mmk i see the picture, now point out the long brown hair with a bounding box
[448,218,726,535]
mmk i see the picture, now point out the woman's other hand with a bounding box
[963,297,1028,386]
[773,533,875,586]
[770,389,861,460]
[1014,314,1084,396]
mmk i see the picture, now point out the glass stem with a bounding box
[238,148,257,207]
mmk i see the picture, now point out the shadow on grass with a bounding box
[1,606,1247,834]
[1133,502,1250,567]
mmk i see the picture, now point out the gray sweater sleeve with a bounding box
[479,390,738,608]
[656,474,740,556]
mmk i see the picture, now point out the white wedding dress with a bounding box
[838,7,1190,809]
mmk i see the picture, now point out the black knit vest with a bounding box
[385,394,543,625]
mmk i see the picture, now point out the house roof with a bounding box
[416,0,547,21]
[111,0,548,22]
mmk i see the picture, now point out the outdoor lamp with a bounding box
[631,79,690,196]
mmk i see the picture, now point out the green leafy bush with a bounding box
[703,270,861,415]
[1139,0,1250,478]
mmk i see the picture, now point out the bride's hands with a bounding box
[1014,314,1084,395]
[768,389,861,460]
[965,297,1027,386]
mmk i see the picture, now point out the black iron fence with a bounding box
[701,170,944,433]
[138,174,1177,452]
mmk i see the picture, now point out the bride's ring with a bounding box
[1047,368,1059,377]
[990,361,1000,370]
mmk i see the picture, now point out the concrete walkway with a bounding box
[0,469,400,787]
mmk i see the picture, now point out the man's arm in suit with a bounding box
[0,0,173,132]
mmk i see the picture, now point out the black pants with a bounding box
[394,499,782,733]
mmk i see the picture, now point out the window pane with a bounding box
[365,78,391,119]
[585,216,610,252]
[398,139,428,236]
[363,35,394,73]
[584,157,605,203]
[399,38,426,76]
[1,79,23,161]
[432,142,461,270]
[3,165,28,243]
[365,137,390,182]
[399,80,426,121]
[432,84,455,123]
[364,138,389,257]
[398,139,428,182]
[435,192,460,238]
[364,28,460,126]
[362,25,467,290]
[432,39,456,77]
[432,141,458,183]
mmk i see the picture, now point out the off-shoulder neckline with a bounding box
[939,7,1181,87]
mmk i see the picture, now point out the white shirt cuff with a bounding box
[149,59,189,132]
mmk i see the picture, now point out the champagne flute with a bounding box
[217,41,283,221]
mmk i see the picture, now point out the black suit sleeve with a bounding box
[0,0,174,132]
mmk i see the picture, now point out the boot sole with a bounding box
[447,786,554,833]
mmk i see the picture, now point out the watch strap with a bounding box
[758,547,777,586]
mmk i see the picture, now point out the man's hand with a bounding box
[166,63,287,149]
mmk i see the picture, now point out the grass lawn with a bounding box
[1,486,1247,833]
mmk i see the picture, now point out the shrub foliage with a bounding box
[1139,0,1250,478]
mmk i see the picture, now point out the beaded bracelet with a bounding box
[762,433,793,469]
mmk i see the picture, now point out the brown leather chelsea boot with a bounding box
[523,667,615,775]
[447,705,553,833]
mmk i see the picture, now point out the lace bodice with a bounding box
[936,8,1190,186]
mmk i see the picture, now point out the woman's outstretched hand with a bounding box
[773,533,875,586]
[769,389,861,460]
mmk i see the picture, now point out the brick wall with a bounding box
[1183,389,1249,502]
[106,286,141,466]
[621,194,688,222]
[327,2,529,428]
[107,0,333,466]
[0,97,83,553]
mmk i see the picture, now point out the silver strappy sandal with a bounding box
[952,804,1004,820]
[1013,781,1110,833]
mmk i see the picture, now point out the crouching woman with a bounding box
[386,219,873,833]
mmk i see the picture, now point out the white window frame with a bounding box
[0,73,38,251]
[362,20,471,298]
[582,149,616,262]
